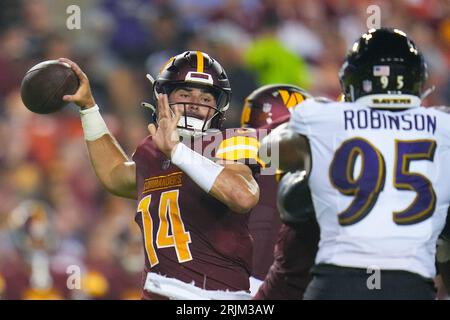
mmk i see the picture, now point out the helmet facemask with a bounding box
[171,101,220,133]
[155,82,227,136]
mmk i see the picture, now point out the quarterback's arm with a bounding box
[60,58,137,199]
[85,136,137,199]
[166,141,259,214]
[210,161,259,214]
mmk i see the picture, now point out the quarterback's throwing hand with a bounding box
[59,58,96,110]
[148,94,181,158]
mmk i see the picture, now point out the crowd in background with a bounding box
[0,0,449,299]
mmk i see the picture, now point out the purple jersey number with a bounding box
[330,137,436,226]
[393,140,437,225]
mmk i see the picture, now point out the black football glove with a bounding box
[277,170,315,224]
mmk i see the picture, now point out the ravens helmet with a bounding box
[148,51,231,135]
[241,84,311,129]
[339,28,428,109]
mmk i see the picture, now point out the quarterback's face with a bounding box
[169,87,217,120]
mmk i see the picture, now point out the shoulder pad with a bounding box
[427,106,450,114]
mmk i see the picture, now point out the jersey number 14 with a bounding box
[138,190,192,267]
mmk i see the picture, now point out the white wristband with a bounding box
[171,142,224,193]
[79,105,110,141]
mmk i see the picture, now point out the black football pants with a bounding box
[303,264,436,300]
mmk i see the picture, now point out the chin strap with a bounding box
[141,102,156,113]
[141,102,157,123]
[146,73,155,85]
[142,73,157,121]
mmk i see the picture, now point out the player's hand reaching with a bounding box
[59,58,96,110]
[148,94,181,158]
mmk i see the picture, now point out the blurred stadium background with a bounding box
[0,0,449,299]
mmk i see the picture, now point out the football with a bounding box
[20,60,80,114]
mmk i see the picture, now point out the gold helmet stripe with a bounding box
[240,99,252,127]
[196,51,204,73]
[159,56,175,74]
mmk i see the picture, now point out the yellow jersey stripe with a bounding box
[215,136,262,165]
[216,148,257,160]
[216,145,259,156]
[218,136,260,149]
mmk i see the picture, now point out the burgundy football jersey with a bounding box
[248,115,289,279]
[255,220,320,300]
[248,174,282,280]
[250,113,320,299]
[132,128,261,295]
